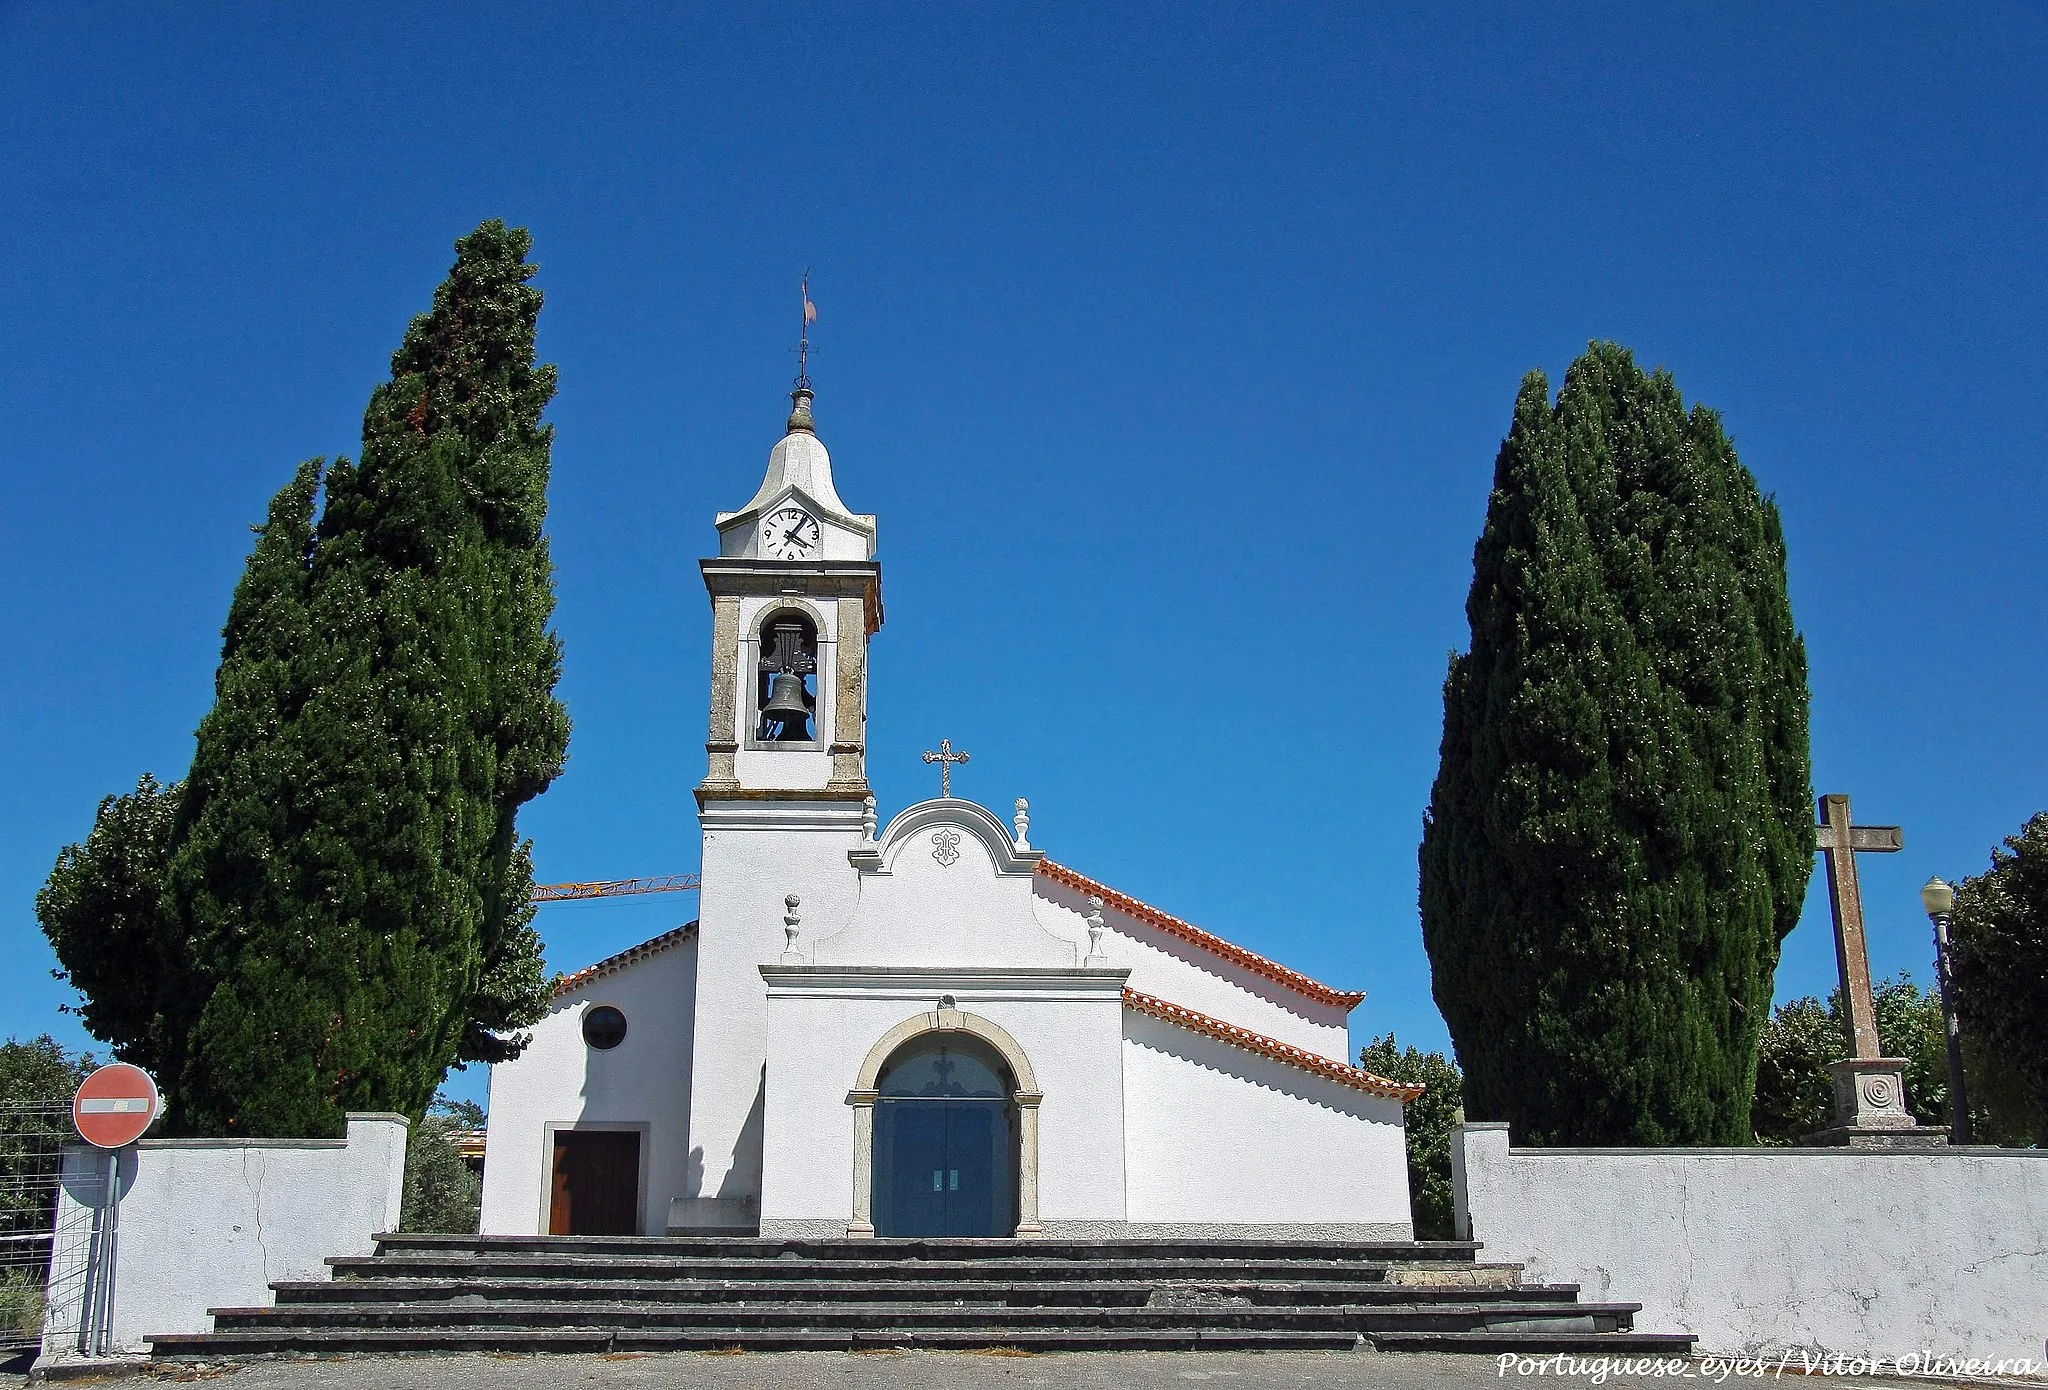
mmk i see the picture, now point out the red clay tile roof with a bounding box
[1123,989,1422,1102]
[1037,860,1367,1011]
[552,921,699,999]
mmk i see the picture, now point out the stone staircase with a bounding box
[148,1234,1694,1358]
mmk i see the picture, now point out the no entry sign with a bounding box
[73,1063,160,1148]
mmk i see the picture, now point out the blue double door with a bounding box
[873,1098,1015,1237]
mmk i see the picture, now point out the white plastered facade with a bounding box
[481,389,1415,1239]
[480,929,699,1238]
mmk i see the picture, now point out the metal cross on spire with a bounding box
[922,738,970,798]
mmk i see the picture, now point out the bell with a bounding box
[762,672,812,739]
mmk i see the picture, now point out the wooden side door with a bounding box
[549,1130,641,1236]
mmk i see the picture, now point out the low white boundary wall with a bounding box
[40,1112,407,1361]
[1453,1122,2048,1367]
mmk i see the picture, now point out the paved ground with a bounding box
[1,1350,1961,1390]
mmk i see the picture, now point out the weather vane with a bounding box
[795,269,817,389]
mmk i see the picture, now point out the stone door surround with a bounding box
[845,1005,1043,1238]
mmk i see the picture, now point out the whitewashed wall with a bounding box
[1034,874,1354,1059]
[494,783,1399,1241]
[759,971,1129,1236]
[481,937,698,1236]
[1121,1011,1412,1237]
[747,798,1417,1237]
[688,800,868,1232]
[1454,1123,2048,1365]
[40,1114,406,1361]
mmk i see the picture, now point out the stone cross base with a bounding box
[1807,1057,1949,1147]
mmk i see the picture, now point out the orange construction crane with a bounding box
[530,873,701,903]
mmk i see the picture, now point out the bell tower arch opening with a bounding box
[755,608,819,743]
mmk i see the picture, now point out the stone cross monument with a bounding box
[1811,793,1947,1146]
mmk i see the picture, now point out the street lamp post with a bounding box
[1921,875,1972,1144]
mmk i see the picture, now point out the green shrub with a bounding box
[0,1268,46,1342]
[401,1113,482,1234]
[1358,1035,1464,1240]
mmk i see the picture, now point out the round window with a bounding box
[582,1005,628,1051]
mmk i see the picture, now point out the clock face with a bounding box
[760,507,821,560]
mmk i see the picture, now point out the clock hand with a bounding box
[782,527,811,550]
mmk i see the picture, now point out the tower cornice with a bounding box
[698,558,883,635]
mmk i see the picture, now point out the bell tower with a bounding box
[698,383,881,798]
[683,380,881,1234]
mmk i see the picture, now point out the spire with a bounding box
[713,269,876,562]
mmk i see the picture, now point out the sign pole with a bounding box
[74,1171,104,1357]
[100,1148,123,1356]
[70,1062,160,1357]
[93,1149,115,1356]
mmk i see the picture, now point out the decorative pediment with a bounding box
[850,799,1043,878]
[804,799,1072,969]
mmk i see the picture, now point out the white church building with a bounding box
[479,384,1420,1241]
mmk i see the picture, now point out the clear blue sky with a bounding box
[4,5,2043,1112]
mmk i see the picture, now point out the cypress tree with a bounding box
[1420,342,1811,1146]
[35,772,184,1073]
[158,459,324,1110]
[39,460,322,1084]
[167,221,568,1135]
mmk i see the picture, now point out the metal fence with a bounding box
[0,1099,70,1354]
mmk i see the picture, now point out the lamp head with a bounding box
[1921,875,1955,918]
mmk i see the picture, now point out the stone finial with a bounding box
[1013,797,1031,850]
[861,794,878,845]
[781,893,803,963]
[1083,895,1108,967]
[787,386,816,435]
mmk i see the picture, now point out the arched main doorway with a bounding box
[871,1033,1018,1237]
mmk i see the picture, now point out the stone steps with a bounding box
[150,1327,1374,1354]
[205,1298,1649,1333]
[146,1234,1694,1360]
[328,1254,1496,1283]
[271,1277,1587,1307]
[152,1325,1701,1357]
[373,1233,1486,1262]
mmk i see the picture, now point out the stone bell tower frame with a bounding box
[681,382,883,1235]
